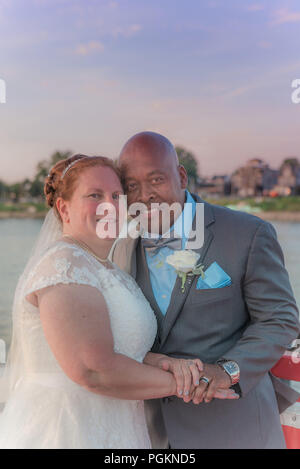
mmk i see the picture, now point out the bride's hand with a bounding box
[158,357,203,402]
[157,356,240,403]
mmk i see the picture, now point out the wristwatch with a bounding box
[216,359,240,385]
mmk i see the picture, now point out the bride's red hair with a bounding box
[44,154,121,221]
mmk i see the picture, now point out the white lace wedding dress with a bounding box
[0,240,157,449]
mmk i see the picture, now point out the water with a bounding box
[0,218,299,353]
[0,219,43,351]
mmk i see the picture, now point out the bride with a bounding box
[0,155,237,449]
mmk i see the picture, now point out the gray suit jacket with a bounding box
[111,194,300,449]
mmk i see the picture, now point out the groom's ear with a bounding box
[178,165,188,189]
[56,197,70,224]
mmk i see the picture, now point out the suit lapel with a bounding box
[135,239,167,344]
[135,239,164,318]
[160,196,215,347]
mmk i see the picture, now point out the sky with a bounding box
[0,0,300,182]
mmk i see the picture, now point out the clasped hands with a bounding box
[158,356,239,404]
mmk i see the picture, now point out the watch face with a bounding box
[219,360,239,385]
[224,361,239,375]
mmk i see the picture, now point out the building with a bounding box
[274,158,300,195]
[196,175,231,198]
[231,158,279,197]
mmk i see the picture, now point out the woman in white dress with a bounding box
[0,155,237,449]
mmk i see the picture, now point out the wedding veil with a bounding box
[0,209,63,407]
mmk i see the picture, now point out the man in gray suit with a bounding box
[111,131,300,449]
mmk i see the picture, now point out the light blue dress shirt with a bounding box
[143,190,196,315]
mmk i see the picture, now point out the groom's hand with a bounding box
[158,357,203,402]
[191,363,232,404]
[157,357,239,403]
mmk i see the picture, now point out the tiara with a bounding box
[60,156,93,180]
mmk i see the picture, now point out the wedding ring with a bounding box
[199,376,210,386]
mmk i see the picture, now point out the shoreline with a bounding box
[0,211,47,219]
[0,210,300,222]
[254,211,300,222]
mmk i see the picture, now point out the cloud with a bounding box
[272,8,300,25]
[108,1,118,8]
[111,24,142,38]
[246,4,265,12]
[257,41,272,49]
[0,0,10,22]
[75,40,105,56]
[207,1,221,8]
[225,85,255,99]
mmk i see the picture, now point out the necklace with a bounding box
[62,235,109,264]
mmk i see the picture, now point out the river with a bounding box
[0,218,299,356]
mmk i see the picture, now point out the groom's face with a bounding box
[121,152,187,233]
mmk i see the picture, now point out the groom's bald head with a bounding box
[118,131,187,217]
[118,131,179,172]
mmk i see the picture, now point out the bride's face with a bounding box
[59,165,124,242]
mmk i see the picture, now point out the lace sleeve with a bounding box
[24,242,102,299]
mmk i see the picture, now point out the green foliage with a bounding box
[176,146,198,178]
[280,158,299,171]
[23,150,73,200]
[35,151,72,183]
[0,202,47,213]
[0,180,9,199]
[1,151,73,202]
[29,179,44,198]
[176,146,199,191]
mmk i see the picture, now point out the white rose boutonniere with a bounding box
[166,250,205,293]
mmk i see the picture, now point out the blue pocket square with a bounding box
[196,262,232,289]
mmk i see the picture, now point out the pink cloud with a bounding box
[257,41,272,49]
[246,4,265,12]
[272,8,300,25]
[111,24,142,38]
[75,41,105,56]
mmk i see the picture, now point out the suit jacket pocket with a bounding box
[190,283,234,305]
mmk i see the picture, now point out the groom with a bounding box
[111,131,300,449]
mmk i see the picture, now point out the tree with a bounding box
[29,178,44,199]
[175,146,199,191]
[280,157,299,172]
[7,182,25,202]
[0,180,8,201]
[31,150,73,198]
[34,150,73,183]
